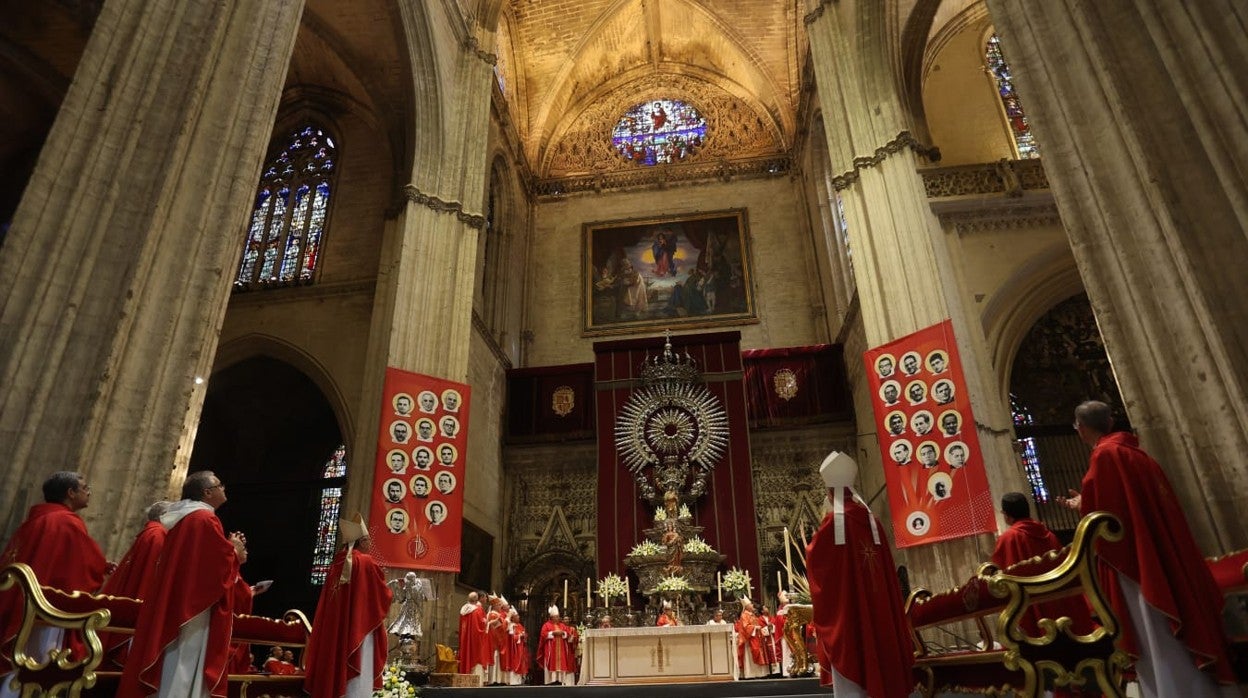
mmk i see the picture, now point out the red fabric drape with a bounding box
[593,332,759,579]
[741,344,852,427]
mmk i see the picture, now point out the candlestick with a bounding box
[625,576,631,606]
[717,572,723,602]
[563,579,568,610]
[784,527,794,587]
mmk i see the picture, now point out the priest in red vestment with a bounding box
[98,501,170,667]
[0,472,110,687]
[457,592,488,679]
[1059,401,1234,698]
[734,598,769,679]
[993,492,1095,638]
[656,601,681,627]
[118,471,246,698]
[536,606,574,685]
[304,513,392,698]
[484,597,511,685]
[504,608,529,686]
[807,451,915,698]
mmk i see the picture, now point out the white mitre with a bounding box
[548,604,560,617]
[819,450,880,546]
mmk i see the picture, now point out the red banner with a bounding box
[368,367,471,571]
[863,320,995,548]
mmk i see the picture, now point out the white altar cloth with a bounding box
[577,624,737,685]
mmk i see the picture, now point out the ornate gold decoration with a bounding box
[921,159,1049,199]
[551,386,576,417]
[782,604,815,676]
[542,74,783,178]
[533,155,791,199]
[828,131,941,191]
[772,369,798,401]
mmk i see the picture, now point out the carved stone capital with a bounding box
[830,131,941,191]
[401,184,486,229]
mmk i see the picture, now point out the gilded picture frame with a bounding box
[582,209,758,336]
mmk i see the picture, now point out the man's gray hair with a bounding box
[182,471,218,501]
[1074,400,1114,434]
[146,500,172,521]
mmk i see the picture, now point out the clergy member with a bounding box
[656,601,681,627]
[536,606,574,685]
[1058,401,1234,697]
[807,451,914,697]
[304,513,392,698]
[706,609,728,625]
[100,501,171,667]
[118,471,246,698]
[992,492,1094,639]
[735,597,769,679]
[484,596,509,685]
[774,591,791,677]
[457,592,488,679]
[504,608,529,686]
[0,472,110,692]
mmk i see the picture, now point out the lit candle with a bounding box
[717,572,723,602]
[625,576,631,606]
[563,579,568,610]
[784,527,794,587]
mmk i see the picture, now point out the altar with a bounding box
[577,624,737,685]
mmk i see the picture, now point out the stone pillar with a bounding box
[805,2,1030,587]
[0,0,305,554]
[348,5,497,655]
[983,0,1248,552]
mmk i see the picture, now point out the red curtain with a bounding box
[741,344,853,428]
[593,332,759,580]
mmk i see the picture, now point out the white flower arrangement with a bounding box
[373,661,417,697]
[722,567,751,595]
[629,541,662,557]
[682,536,715,554]
[654,575,692,592]
[654,507,668,522]
[678,504,692,519]
[597,573,627,602]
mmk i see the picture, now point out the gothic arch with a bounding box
[394,0,445,189]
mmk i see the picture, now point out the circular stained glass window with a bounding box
[612,99,707,166]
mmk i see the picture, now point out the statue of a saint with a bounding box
[662,520,684,575]
[387,572,431,638]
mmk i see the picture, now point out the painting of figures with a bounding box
[583,209,757,335]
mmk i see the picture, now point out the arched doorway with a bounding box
[1008,293,1126,535]
[190,355,346,619]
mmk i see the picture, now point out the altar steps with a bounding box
[421,676,832,698]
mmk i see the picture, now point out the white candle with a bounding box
[777,570,783,596]
[563,579,568,610]
[587,578,592,607]
[784,527,794,586]
[625,576,631,606]
[717,572,723,602]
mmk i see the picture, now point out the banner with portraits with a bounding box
[863,320,996,548]
[368,367,471,571]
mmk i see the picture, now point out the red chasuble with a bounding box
[506,621,530,676]
[0,503,108,672]
[656,613,680,627]
[535,621,574,673]
[486,610,508,667]
[98,520,166,665]
[992,518,1095,636]
[457,603,488,673]
[1079,432,1234,682]
[227,577,255,675]
[304,547,391,698]
[734,609,766,668]
[117,507,240,698]
[807,489,915,697]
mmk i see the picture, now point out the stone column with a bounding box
[0,0,305,554]
[805,2,1030,587]
[983,0,1248,552]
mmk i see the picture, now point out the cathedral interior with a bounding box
[0,0,1244,661]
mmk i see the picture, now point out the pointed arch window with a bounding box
[310,445,348,586]
[1009,394,1049,503]
[986,35,1040,160]
[235,125,337,289]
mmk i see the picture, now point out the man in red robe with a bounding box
[484,598,511,685]
[456,592,488,679]
[0,472,110,691]
[656,601,680,627]
[773,592,790,677]
[1058,401,1234,698]
[504,608,529,686]
[118,471,246,698]
[993,492,1096,640]
[735,598,769,679]
[99,501,170,667]
[759,605,780,676]
[304,513,391,698]
[536,606,574,685]
[807,451,914,698]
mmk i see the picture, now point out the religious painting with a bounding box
[582,209,757,336]
[863,320,996,549]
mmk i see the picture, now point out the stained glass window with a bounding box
[1010,394,1049,502]
[236,125,337,289]
[986,35,1039,160]
[310,445,348,586]
[612,99,707,166]
[834,192,853,281]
